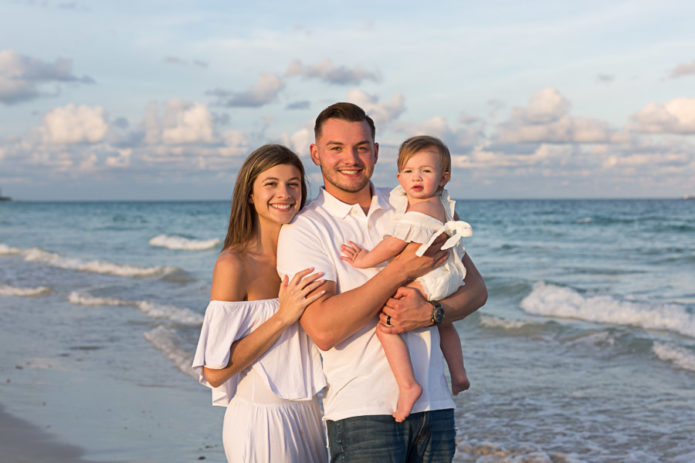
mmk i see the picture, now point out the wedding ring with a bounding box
[386,315,391,326]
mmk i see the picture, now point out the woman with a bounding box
[192,145,327,462]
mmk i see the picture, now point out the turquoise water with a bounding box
[1,199,694,462]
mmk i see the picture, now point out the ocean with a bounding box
[1,198,694,462]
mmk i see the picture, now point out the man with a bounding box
[277,102,487,462]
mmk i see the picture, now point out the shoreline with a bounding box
[0,403,112,463]
[0,293,226,463]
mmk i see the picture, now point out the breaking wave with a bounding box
[144,326,197,378]
[653,342,695,373]
[2,243,177,278]
[520,281,695,338]
[0,284,51,297]
[149,234,220,251]
[68,291,203,326]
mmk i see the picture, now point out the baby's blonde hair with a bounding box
[397,135,451,174]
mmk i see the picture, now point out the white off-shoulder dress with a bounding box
[192,299,327,463]
[389,186,473,300]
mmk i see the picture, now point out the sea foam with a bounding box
[144,326,197,378]
[653,342,695,372]
[0,284,51,297]
[68,291,203,326]
[6,245,177,277]
[479,314,529,330]
[136,301,204,326]
[68,292,131,307]
[0,243,21,255]
[149,234,220,251]
[520,281,695,338]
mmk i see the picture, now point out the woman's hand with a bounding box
[276,268,325,326]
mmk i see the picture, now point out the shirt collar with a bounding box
[316,183,390,219]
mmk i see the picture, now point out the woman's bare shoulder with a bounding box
[211,248,247,301]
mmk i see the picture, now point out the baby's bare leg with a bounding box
[376,328,422,422]
[439,323,469,394]
[409,281,470,395]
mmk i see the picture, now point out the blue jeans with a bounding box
[326,409,455,463]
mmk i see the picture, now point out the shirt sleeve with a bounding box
[277,216,338,283]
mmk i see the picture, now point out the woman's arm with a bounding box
[203,253,324,388]
[340,237,408,268]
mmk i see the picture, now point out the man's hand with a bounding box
[378,286,432,334]
[390,235,448,281]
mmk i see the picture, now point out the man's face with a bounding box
[310,118,378,202]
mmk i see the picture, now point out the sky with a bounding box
[1,0,694,200]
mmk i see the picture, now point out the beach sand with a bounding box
[0,296,226,463]
[0,404,108,463]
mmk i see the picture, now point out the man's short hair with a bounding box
[314,102,376,141]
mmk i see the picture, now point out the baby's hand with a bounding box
[340,241,369,268]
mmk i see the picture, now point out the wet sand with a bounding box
[0,404,115,463]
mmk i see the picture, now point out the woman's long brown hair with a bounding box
[222,144,308,250]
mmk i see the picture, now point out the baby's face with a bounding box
[397,149,450,199]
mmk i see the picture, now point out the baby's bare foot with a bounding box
[393,383,422,422]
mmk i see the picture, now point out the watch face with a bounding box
[432,302,444,324]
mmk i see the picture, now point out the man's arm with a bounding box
[377,253,487,334]
[300,241,448,351]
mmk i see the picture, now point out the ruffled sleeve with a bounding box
[440,188,456,220]
[391,213,438,244]
[388,185,409,214]
[191,299,326,407]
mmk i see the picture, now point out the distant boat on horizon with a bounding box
[683,195,695,200]
[0,187,11,201]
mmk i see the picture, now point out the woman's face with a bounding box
[250,163,303,226]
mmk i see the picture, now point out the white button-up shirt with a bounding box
[277,186,455,421]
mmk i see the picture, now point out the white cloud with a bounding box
[392,115,483,154]
[105,148,132,168]
[495,87,613,144]
[208,72,284,107]
[285,59,379,85]
[602,152,689,168]
[145,99,215,145]
[514,87,570,124]
[669,60,695,79]
[41,104,108,144]
[78,153,98,171]
[346,89,405,126]
[0,49,93,105]
[280,127,313,157]
[629,98,695,134]
[217,129,251,157]
[453,143,575,169]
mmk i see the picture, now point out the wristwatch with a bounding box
[430,300,444,325]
